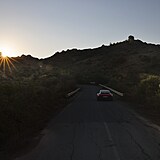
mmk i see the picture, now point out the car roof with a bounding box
[99,89,110,92]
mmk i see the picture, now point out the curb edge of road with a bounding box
[99,84,124,96]
[125,104,160,132]
[133,112,160,132]
[66,88,81,98]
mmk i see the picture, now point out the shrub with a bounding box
[0,75,76,152]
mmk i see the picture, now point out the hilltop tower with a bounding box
[128,35,134,43]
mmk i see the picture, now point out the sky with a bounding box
[0,0,160,58]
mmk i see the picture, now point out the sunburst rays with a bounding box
[0,54,17,74]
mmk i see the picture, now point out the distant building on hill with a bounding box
[128,35,135,43]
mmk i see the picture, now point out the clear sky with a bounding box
[0,0,160,58]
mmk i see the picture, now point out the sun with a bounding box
[0,47,17,74]
[1,52,8,58]
[0,47,13,58]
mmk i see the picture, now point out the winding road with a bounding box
[15,85,160,160]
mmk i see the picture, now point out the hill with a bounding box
[41,36,160,121]
[1,36,160,156]
[1,36,160,93]
[42,36,160,86]
[1,36,160,96]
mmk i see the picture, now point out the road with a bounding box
[15,85,160,160]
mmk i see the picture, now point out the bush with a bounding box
[138,75,160,96]
[0,75,76,152]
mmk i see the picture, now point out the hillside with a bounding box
[41,37,160,120]
[1,36,160,156]
[41,37,160,87]
[1,36,160,88]
[1,36,160,90]
[41,36,160,128]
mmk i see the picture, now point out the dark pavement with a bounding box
[15,85,160,160]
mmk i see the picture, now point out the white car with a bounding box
[97,90,113,101]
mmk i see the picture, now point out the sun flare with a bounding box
[0,49,17,74]
[0,47,14,58]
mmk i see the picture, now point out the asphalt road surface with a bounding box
[15,85,160,160]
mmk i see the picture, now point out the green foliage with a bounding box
[138,75,160,96]
[0,74,76,151]
[115,73,160,111]
[133,75,160,104]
